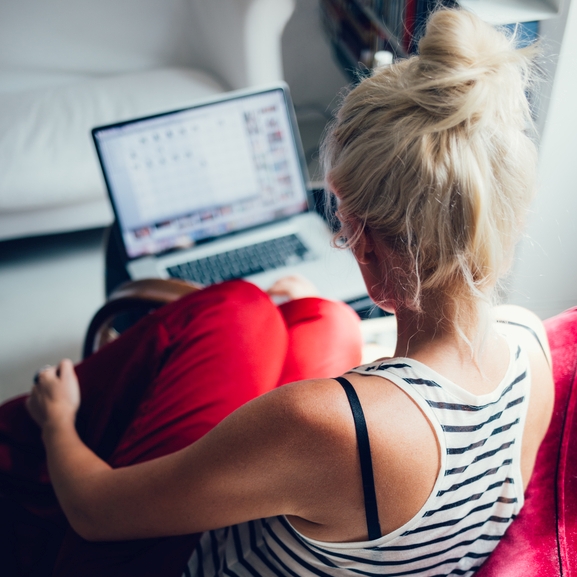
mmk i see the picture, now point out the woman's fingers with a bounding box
[267,275,319,301]
[33,364,54,385]
[36,364,58,385]
[57,359,81,411]
[27,359,80,429]
[58,358,75,383]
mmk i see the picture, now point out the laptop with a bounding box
[92,84,368,305]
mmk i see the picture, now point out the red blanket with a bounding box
[477,306,577,576]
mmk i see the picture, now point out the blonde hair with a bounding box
[322,8,538,336]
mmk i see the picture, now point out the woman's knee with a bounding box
[205,280,274,314]
[164,280,273,317]
[155,280,289,377]
[277,298,363,383]
[280,297,361,335]
[195,280,283,332]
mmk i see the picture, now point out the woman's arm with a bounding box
[27,360,357,542]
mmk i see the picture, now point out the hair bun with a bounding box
[419,9,510,70]
[414,8,536,129]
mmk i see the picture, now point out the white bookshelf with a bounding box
[459,0,559,25]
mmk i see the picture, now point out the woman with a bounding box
[20,8,554,576]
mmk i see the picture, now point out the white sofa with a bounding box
[0,0,295,240]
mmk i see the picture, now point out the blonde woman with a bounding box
[16,8,554,576]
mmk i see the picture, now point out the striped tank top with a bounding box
[186,337,530,577]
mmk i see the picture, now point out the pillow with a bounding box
[0,68,224,211]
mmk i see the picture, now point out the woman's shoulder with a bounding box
[252,378,360,454]
[494,304,551,366]
[261,374,415,454]
[273,373,409,413]
[263,375,439,539]
[273,372,436,467]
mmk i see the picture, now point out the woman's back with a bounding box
[188,310,552,576]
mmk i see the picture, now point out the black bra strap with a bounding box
[335,376,382,541]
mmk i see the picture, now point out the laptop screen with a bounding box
[93,87,310,259]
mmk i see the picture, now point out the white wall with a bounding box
[282,0,349,110]
[508,0,577,318]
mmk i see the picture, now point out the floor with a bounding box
[0,229,106,403]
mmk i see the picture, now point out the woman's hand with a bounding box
[267,275,319,301]
[26,359,80,430]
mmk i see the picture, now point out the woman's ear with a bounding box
[351,225,375,265]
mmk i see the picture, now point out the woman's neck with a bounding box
[392,305,508,391]
[393,307,460,359]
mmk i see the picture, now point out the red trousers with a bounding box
[0,281,362,576]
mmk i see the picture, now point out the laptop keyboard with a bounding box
[166,234,312,285]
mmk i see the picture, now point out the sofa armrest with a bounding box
[188,0,296,89]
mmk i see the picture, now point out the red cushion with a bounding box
[477,307,577,576]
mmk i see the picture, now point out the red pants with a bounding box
[0,281,362,576]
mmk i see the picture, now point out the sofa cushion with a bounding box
[0,67,224,212]
[0,70,94,94]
